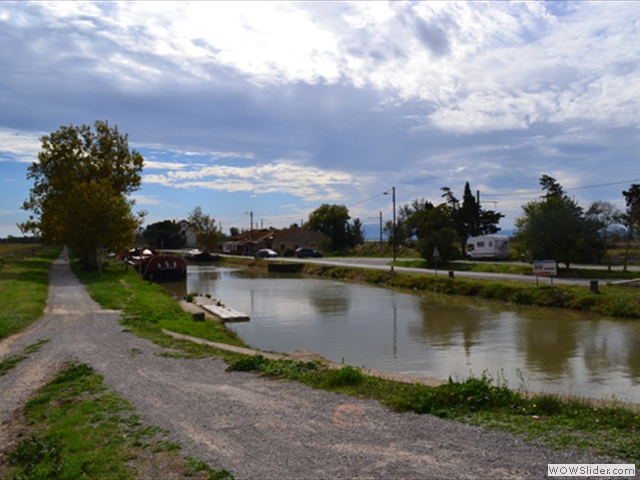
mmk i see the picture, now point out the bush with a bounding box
[326,366,364,387]
[400,373,520,418]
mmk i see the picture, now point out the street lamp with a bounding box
[384,186,396,263]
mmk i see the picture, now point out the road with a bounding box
[258,256,620,286]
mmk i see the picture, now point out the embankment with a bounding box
[221,257,640,319]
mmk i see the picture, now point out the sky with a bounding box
[1,1,640,240]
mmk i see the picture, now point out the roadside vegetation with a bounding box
[227,356,640,464]
[1,361,233,480]
[0,245,60,340]
[392,258,640,280]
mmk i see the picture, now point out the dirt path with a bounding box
[0,250,620,479]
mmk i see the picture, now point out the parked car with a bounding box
[254,249,278,258]
[295,247,323,258]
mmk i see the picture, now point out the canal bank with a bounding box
[219,255,640,319]
[166,261,640,403]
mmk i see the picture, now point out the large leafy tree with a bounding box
[411,204,459,265]
[585,201,622,271]
[621,184,640,270]
[515,175,602,268]
[187,206,221,251]
[347,217,365,248]
[307,204,351,252]
[390,198,434,247]
[143,220,186,249]
[19,120,144,269]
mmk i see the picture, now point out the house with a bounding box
[223,229,274,255]
[272,227,324,254]
[176,220,198,247]
[222,227,325,256]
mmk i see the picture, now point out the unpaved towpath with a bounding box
[0,250,621,479]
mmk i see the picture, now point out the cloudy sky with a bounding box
[2,1,640,239]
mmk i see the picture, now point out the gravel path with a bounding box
[0,250,623,479]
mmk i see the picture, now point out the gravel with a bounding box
[0,250,625,479]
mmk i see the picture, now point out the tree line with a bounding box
[18,121,640,270]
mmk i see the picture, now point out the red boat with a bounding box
[139,255,187,282]
[123,248,187,281]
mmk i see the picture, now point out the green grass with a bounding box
[226,356,640,464]
[0,246,61,340]
[393,258,640,280]
[2,362,233,480]
[71,260,246,359]
[0,339,50,377]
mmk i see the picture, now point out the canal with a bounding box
[164,264,640,403]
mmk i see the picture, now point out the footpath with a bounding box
[0,250,620,479]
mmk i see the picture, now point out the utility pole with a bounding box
[384,186,397,262]
[392,186,396,262]
[245,211,253,239]
[379,211,383,246]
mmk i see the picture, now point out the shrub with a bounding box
[326,366,364,387]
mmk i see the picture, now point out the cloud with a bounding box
[143,160,356,203]
[1,1,640,238]
[0,129,41,163]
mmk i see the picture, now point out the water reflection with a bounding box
[162,264,640,402]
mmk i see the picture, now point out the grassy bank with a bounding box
[71,260,246,359]
[0,245,61,340]
[1,361,232,480]
[229,257,640,318]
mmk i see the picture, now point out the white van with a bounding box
[466,235,510,260]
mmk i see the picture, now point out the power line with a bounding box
[347,191,388,209]
[567,178,640,191]
[428,177,640,199]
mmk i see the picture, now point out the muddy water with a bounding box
[163,265,640,402]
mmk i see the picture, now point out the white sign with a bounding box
[533,260,557,276]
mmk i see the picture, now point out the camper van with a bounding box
[466,234,510,260]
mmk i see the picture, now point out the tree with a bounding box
[307,204,351,253]
[187,206,221,251]
[393,198,434,247]
[19,120,144,269]
[514,175,601,268]
[622,184,640,271]
[347,218,365,248]
[143,220,186,249]
[585,201,622,271]
[412,204,459,265]
[442,182,503,253]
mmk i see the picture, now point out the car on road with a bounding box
[254,249,278,258]
[295,248,323,258]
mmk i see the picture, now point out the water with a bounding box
[164,265,640,402]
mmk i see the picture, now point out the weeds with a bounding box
[0,339,50,377]
[4,362,233,480]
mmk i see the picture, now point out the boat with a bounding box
[122,248,187,281]
[140,255,187,282]
[183,249,217,262]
